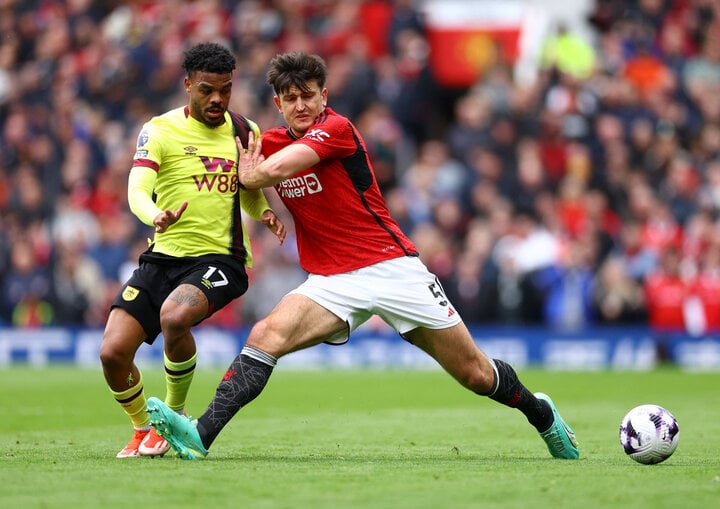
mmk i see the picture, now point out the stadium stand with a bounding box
[2,0,720,344]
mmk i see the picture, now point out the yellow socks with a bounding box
[111,372,150,429]
[109,353,196,427]
[163,352,197,413]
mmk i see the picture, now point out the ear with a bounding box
[273,96,281,112]
[184,77,191,93]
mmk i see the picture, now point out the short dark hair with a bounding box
[182,42,236,76]
[266,51,327,95]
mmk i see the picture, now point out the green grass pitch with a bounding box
[1,366,718,509]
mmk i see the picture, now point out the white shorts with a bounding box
[289,256,462,344]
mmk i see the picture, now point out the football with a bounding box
[619,404,680,464]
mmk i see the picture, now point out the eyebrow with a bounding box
[192,79,233,88]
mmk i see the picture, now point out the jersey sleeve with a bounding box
[132,120,162,171]
[296,113,357,161]
[239,187,271,220]
[238,186,271,270]
[127,166,162,226]
[127,120,164,225]
[239,118,271,219]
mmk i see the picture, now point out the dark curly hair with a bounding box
[266,51,327,95]
[182,42,236,76]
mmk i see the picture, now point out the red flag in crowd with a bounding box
[421,0,526,87]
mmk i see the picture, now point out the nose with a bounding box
[295,97,305,111]
[209,90,223,105]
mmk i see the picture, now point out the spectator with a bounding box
[592,255,646,324]
[644,245,691,333]
[614,218,658,283]
[86,213,133,282]
[492,207,561,323]
[48,242,105,325]
[441,246,499,325]
[692,239,720,333]
[532,237,598,331]
[540,23,596,81]
[1,237,53,326]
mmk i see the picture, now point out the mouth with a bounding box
[207,108,224,119]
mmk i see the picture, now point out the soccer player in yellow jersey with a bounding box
[99,42,286,458]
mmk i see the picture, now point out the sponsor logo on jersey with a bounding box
[304,128,330,143]
[277,173,323,198]
[199,156,235,173]
[122,285,140,301]
[134,150,148,159]
[193,157,239,193]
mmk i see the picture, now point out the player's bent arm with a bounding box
[241,144,320,189]
[128,166,163,226]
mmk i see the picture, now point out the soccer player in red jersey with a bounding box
[148,51,579,460]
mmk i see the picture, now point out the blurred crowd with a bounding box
[2,0,720,337]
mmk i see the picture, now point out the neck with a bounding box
[289,128,307,139]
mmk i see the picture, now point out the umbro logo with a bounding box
[184,145,198,155]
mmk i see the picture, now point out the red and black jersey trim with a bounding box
[229,111,254,149]
[313,109,330,126]
[228,110,254,263]
[343,124,417,258]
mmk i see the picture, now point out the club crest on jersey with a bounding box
[122,286,140,301]
[305,128,330,143]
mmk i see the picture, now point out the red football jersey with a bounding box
[261,108,417,276]
[643,273,689,331]
[693,271,720,331]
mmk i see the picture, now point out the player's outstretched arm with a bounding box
[238,131,320,189]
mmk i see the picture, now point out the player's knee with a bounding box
[246,318,274,346]
[159,308,194,337]
[99,337,129,371]
[245,318,290,357]
[456,364,495,393]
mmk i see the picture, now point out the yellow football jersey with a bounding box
[131,106,268,265]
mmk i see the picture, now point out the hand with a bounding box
[237,131,264,189]
[260,209,287,245]
[153,201,188,233]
